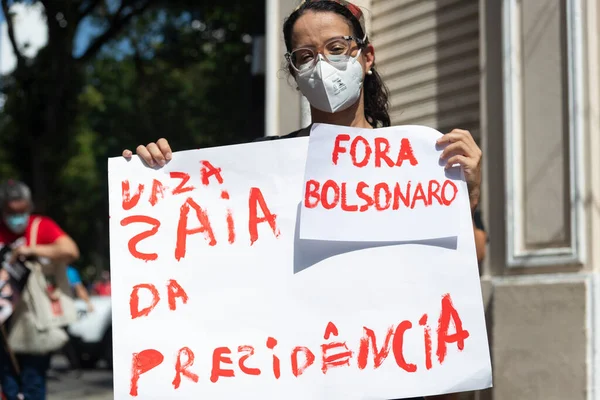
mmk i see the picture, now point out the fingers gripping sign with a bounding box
[436,129,482,212]
[123,138,173,167]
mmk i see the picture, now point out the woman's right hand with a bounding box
[122,138,173,167]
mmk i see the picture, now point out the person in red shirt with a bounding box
[92,270,111,296]
[0,179,79,400]
[0,181,79,263]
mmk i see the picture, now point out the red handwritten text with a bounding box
[304,179,458,212]
[130,280,188,319]
[128,293,469,396]
[119,162,280,262]
[332,134,418,168]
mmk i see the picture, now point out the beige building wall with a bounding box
[481,0,600,399]
[371,0,481,139]
[265,0,303,137]
[267,0,600,398]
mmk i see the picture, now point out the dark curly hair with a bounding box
[283,0,391,128]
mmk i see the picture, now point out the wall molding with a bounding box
[486,271,589,286]
[502,0,586,268]
[589,273,596,400]
[585,0,600,397]
[265,0,280,137]
[484,271,595,399]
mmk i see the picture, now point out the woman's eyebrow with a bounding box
[293,43,317,49]
[293,35,348,48]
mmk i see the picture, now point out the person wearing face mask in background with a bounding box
[123,1,486,398]
[0,179,79,400]
[0,180,79,266]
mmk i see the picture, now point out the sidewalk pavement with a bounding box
[47,354,113,400]
[49,391,113,400]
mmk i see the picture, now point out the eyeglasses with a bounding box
[285,35,364,72]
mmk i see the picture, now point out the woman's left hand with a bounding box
[10,246,35,263]
[437,129,482,213]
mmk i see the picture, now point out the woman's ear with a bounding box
[363,43,375,73]
[288,64,297,78]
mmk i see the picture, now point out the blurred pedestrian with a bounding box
[60,265,95,374]
[92,271,111,297]
[0,180,79,400]
[67,266,93,312]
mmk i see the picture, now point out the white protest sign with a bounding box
[301,124,461,242]
[108,127,491,400]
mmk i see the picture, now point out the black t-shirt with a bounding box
[253,127,309,142]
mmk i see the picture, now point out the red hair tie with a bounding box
[337,0,363,21]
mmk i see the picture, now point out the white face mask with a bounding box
[295,50,365,114]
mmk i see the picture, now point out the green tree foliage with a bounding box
[0,0,265,271]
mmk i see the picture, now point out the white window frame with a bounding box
[502,0,586,267]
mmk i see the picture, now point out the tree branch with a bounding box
[77,0,103,22]
[1,0,24,66]
[77,0,154,63]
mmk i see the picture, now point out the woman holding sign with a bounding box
[123,0,486,246]
[123,0,486,398]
